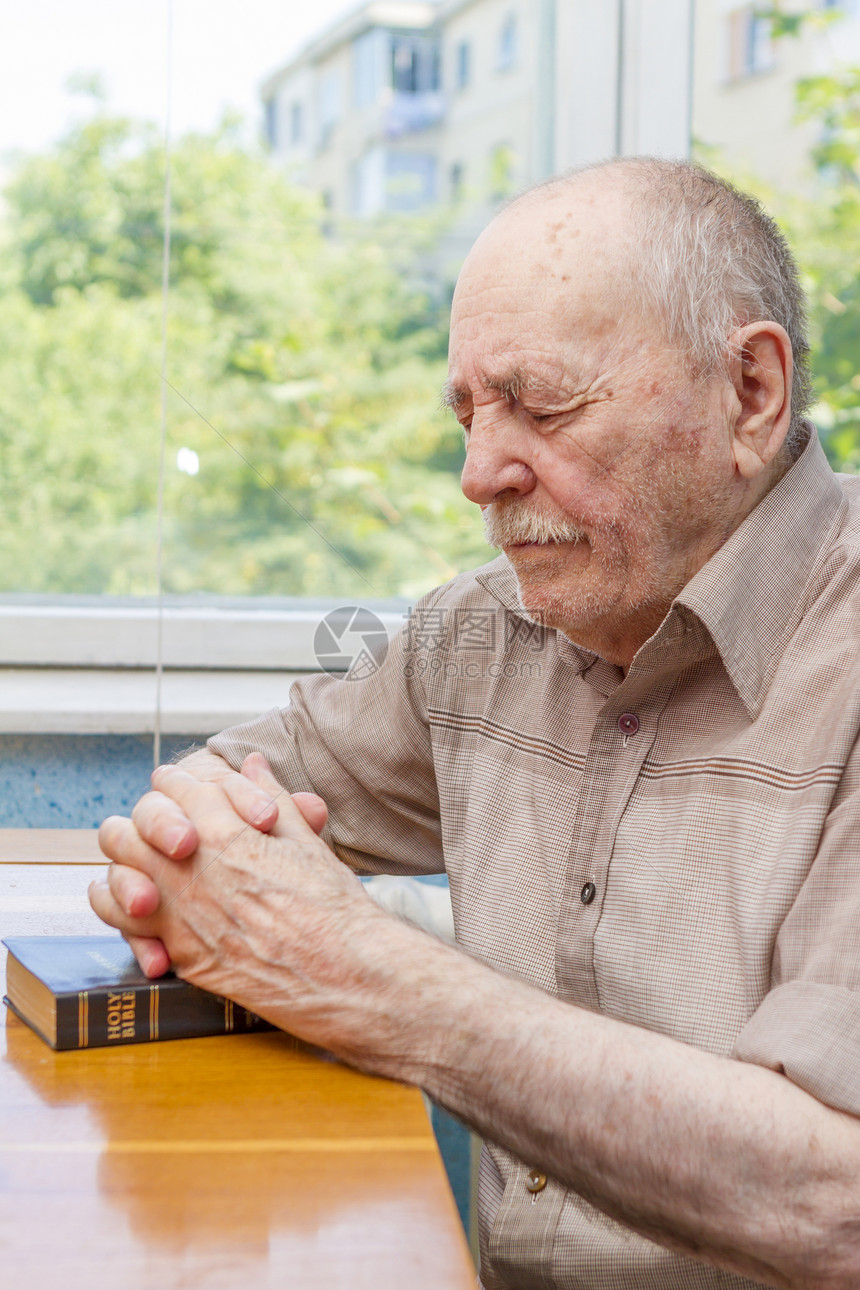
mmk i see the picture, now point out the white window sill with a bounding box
[0,598,406,735]
[0,599,406,669]
[0,669,308,735]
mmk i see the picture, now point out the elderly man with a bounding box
[91,159,860,1290]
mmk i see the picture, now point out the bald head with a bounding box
[456,158,811,456]
[456,166,639,339]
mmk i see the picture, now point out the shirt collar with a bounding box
[473,430,847,715]
[676,429,846,718]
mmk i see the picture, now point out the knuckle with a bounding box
[98,815,128,856]
[131,790,161,825]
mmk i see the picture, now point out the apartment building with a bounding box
[261,2,443,217]
[262,0,860,231]
[261,0,693,230]
[693,0,860,187]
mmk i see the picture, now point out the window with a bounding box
[263,97,278,148]
[317,69,341,148]
[1,8,483,637]
[726,6,775,80]
[290,101,304,146]
[489,142,516,199]
[352,148,437,216]
[386,151,437,212]
[455,39,471,90]
[391,34,441,95]
[351,146,386,216]
[354,28,385,107]
[497,13,518,71]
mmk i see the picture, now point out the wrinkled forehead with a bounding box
[451,181,639,342]
[449,189,644,388]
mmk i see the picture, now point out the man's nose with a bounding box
[460,417,536,506]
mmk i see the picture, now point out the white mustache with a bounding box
[483,503,587,547]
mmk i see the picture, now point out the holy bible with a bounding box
[3,935,273,1050]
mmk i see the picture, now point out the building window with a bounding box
[489,143,516,200]
[290,101,304,146]
[351,146,386,216]
[263,97,278,149]
[354,28,385,107]
[455,39,471,90]
[386,151,437,212]
[391,34,441,94]
[726,6,775,80]
[318,70,342,149]
[497,13,518,71]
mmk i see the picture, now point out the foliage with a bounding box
[0,111,485,598]
[701,5,860,471]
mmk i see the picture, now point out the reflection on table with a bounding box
[0,829,476,1289]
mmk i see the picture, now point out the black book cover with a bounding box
[3,935,274,1050]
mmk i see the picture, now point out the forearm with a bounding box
[321,923,860,1290]
[93,763,860,1288]
[174,746,233,777]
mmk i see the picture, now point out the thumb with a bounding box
[290,792,329,836]
[240,753,328,839]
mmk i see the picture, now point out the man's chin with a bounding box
[510,563,616,636]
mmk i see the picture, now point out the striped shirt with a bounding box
[210,431,860,1290]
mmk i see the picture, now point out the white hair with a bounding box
[515,158,813,458]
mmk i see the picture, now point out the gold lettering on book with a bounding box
[121,991,135,1039]
[106,991,123,1041]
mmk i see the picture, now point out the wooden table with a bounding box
[0,830,476,1289]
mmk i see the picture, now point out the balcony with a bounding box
[384,90,445,138]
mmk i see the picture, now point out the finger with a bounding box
[239,754,321,841]
[99,814,176,885]
[290,792,328,836]
[108,861,161,919]
[125,935,171,979]
[88,878,161,943]
[150,764,250,839]
[131,787,199,860]
[219,769,280,833]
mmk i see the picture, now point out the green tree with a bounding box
[708,5,860,469]
[0,112,486,598]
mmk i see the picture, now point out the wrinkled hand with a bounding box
[89,754,401,1060]
[99,749,328,976]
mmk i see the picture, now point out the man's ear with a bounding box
[727,323,793,480]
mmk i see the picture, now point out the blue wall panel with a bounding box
[0,734,202,828]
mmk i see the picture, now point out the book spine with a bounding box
[53,980,273,1050]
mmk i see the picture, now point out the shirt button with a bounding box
[580,881,596,905]
[525,1170,547,1193]
[618,712,640,735]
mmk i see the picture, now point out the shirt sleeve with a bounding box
[207,591,445,877]
[731,786,860,1116]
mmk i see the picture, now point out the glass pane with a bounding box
[0,2,481,602]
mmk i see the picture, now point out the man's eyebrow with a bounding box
[485,369,529,399]
[440,379,466,411]
[441,369,531,412]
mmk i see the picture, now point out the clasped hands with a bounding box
[88,753,406,1064]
